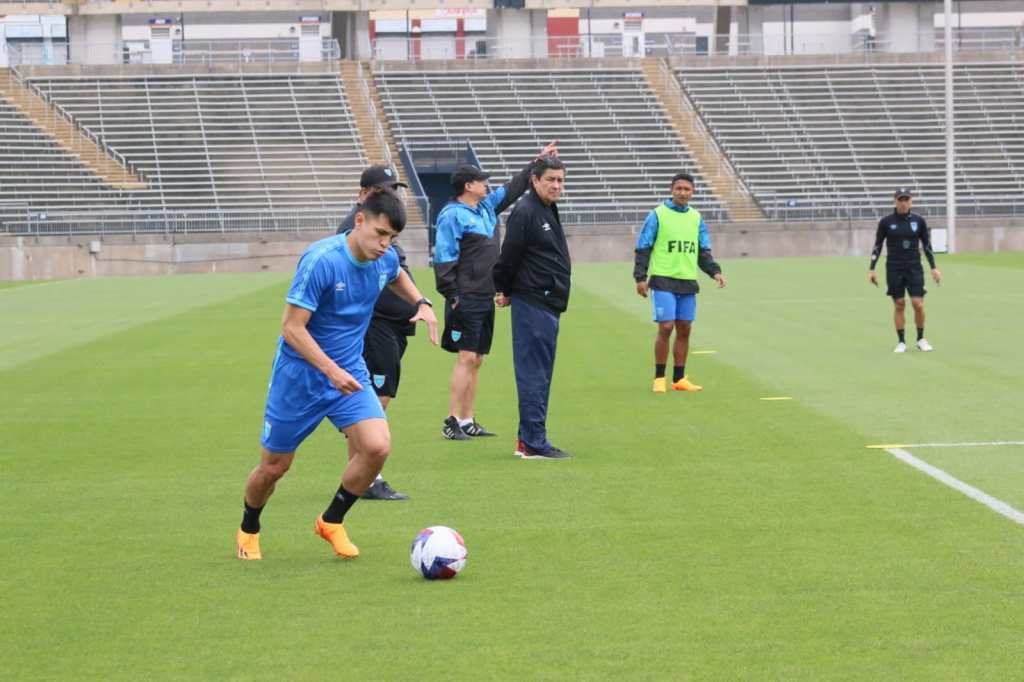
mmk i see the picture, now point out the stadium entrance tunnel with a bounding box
[398,140,482,259]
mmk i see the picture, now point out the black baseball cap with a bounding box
[451,164,491,193]
[360,165,408,189]
[894,187,913,199]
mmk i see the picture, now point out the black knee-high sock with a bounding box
[241,500,264,534]
[655,363,666,379]
[897,329,906,343]
[322,485,360,524]
[917,327,925,341]
[673,365,686,383]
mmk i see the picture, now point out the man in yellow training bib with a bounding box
[633,173,726,393]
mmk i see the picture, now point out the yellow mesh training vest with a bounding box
[650,204,701,280]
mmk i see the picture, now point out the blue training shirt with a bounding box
[433,185,508,263]
[280,233,400,371]
[635,200,712,251]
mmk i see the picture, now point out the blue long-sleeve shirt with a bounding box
[633,200,721,293]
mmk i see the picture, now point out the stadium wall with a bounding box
[3,218,1023,280]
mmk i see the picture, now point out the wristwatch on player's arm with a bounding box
[416,297,433,308]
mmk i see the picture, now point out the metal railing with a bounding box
[758,195,1024,222]
[8,65,142,180]
[656,58,756,209]
[6,39,341,67]
[372,27,1024,62]
[2,208,349,237]
[356,61,394,169]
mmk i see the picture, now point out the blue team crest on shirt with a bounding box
[373,374,386,389]
[910,221,918,233]
[451,330,462,342]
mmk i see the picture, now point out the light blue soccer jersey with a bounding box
[281,233,400,371]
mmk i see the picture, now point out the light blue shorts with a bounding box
[261,354,385,454]
[652,290,697,322]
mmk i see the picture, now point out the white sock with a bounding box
[374,474,384,483]
[458,417,473,427]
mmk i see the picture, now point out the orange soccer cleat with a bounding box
[236,529,262,560]
[314,515,360,558]
[672,376,704,392]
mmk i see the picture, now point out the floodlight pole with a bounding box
[943,0,957,252]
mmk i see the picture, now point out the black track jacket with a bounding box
[493,191,572,314]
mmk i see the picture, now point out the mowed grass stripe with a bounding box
[3,260,1024,679]
[0,272,288,371]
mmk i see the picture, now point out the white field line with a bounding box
[887,447,1024,528]
[867,440,1024,449]
[897,441,1024,448]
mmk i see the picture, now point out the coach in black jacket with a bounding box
[494,155,572,460]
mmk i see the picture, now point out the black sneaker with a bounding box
[361,479,409,500]
[461,419,496,437]
[442,416,472,440]
[519,441,571,460]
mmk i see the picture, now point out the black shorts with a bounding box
[362,319,409,398]
[886,266,926,299]
[441,295,495,355]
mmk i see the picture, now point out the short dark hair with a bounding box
[532,155,565,179]
[671,173,695,188]
[358,186,407,233]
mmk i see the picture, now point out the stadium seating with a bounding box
[2,70,365,231]
[677,62,1024,219]
[374,65,730,223]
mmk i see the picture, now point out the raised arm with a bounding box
[487,140,559,215]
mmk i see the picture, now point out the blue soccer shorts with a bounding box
[651,290,697,322]
[261,354,385,454]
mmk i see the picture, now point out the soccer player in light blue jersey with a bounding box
[633,173,726,393]
[236,188,438,560]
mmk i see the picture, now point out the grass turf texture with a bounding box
[2,253,1023,680]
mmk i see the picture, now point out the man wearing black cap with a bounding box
[337,165,417,499]
[868,188,942,353]
[434,141,558,441]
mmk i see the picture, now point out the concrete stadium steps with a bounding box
[0,70,144,191]
[339,60,426,231]
[640,58,764,221]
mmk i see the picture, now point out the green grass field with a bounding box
[3,253,1023,680]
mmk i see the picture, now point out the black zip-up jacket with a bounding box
[338,205,417,336]
[433,162,534,302]
[869,211,936,271]
[493,191,572,314]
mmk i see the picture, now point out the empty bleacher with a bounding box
[375,65,729,223]
[677,62,1024,219]
[2,69,365,231]
[0,97,124,225]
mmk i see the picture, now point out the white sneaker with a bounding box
[894,342,906,353]
[916,338,933,352]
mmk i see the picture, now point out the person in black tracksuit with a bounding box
[868,187,942,353]
[433,141,559,441]
[336,165,422,500]
[493,156,572,460]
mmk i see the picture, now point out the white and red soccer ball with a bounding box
[410,526,467,580]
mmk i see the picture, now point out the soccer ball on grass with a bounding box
[410,526,467,580]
